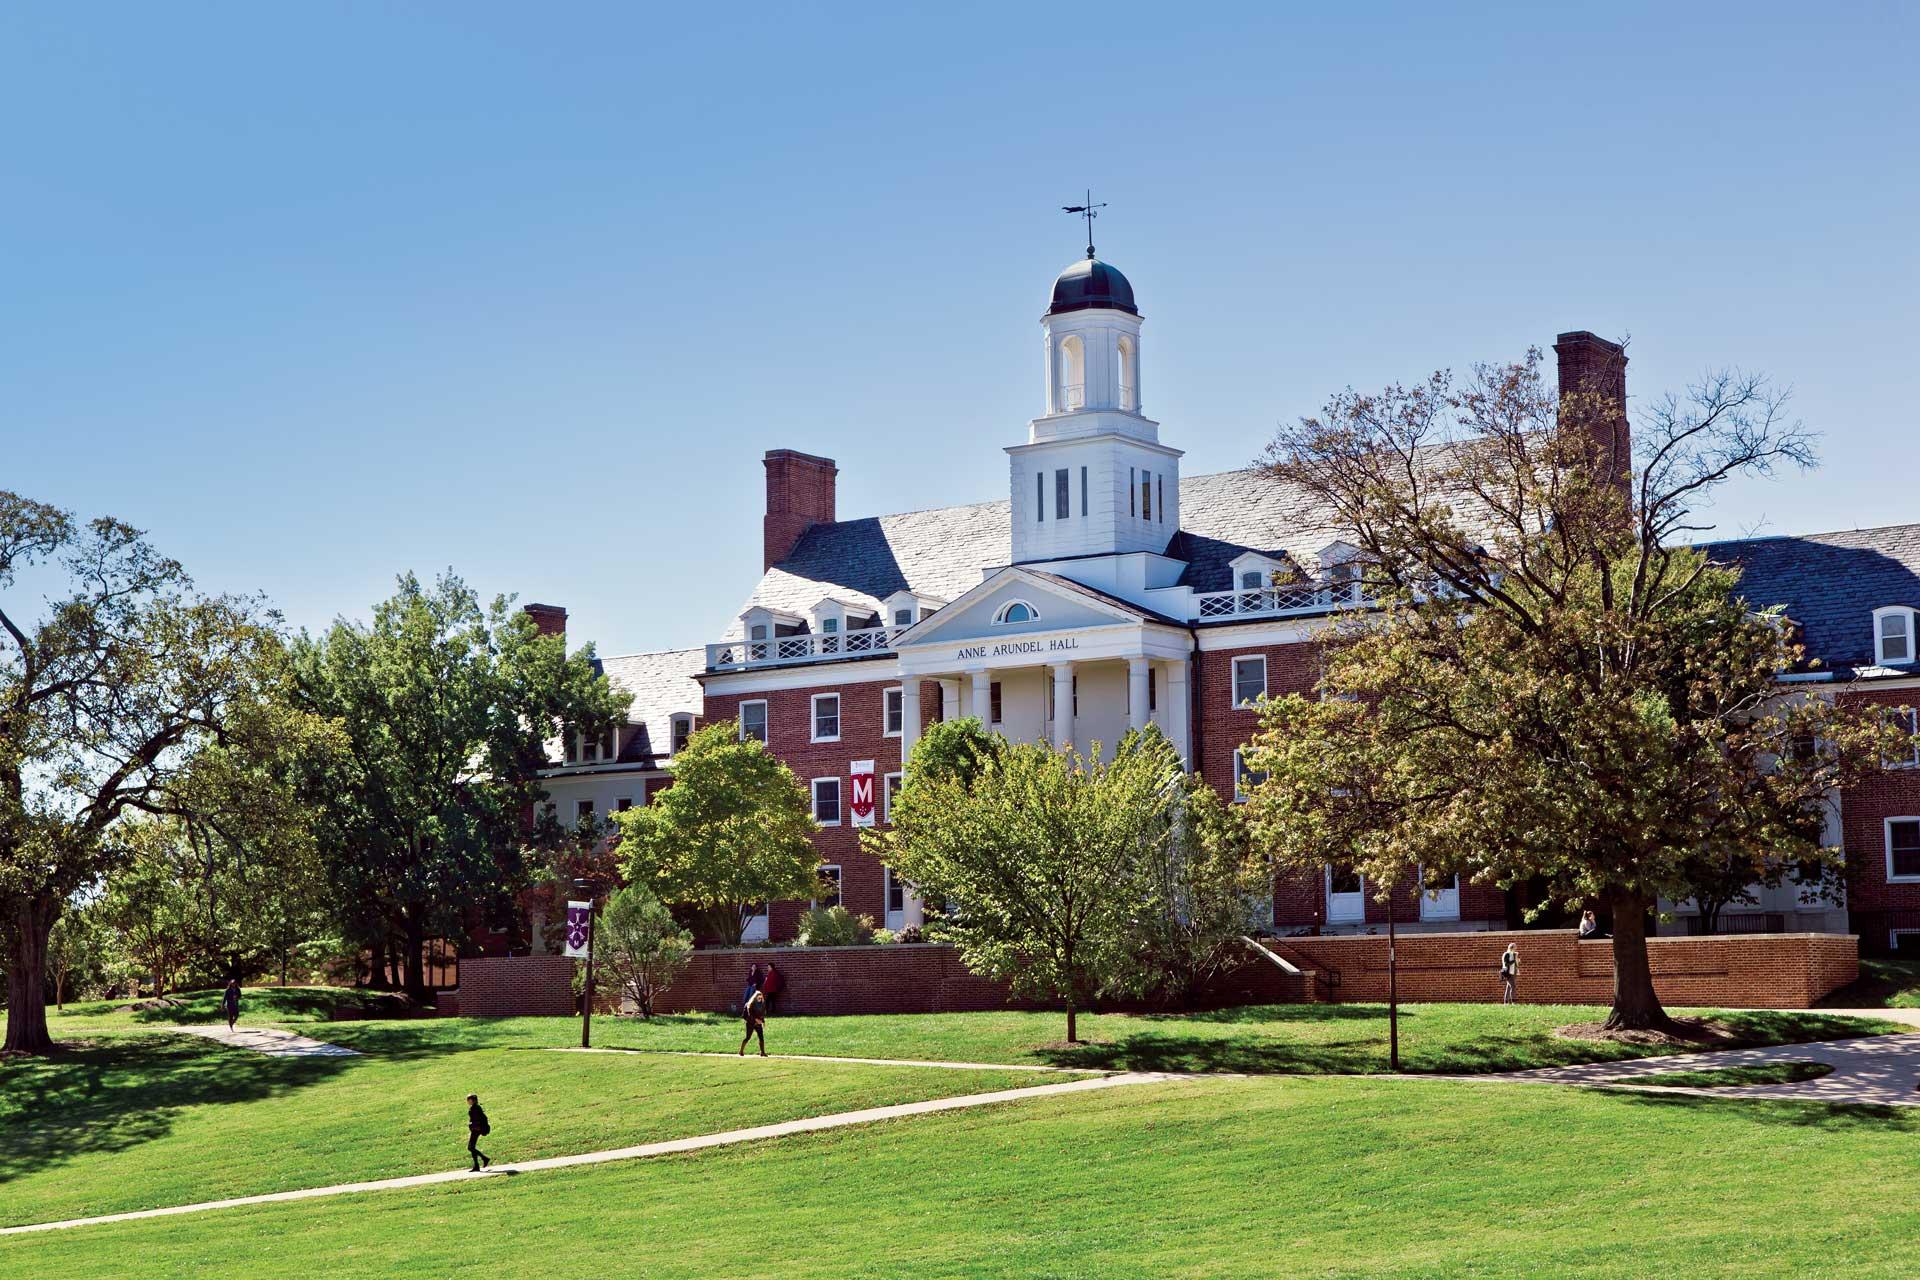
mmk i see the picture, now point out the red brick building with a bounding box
[530,253,1920,951]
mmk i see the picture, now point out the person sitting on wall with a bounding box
[1578,910,1606,940]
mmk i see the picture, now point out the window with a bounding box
[1117,335,1136,410]
[1233,748,1266,802]
[1037,472,1046,522]
[1055,468,1070,520]
[739,700,769,744]
[616,797,633,812]
[1232,656,1268,708]
[669,713,693,756]
[1888,818,1920,882]
[1240,570,1263,590]
[1148,668,1157,713]
[577,800,595,824]
[1080,466,1088,518]
[1875,606,1916,665]
[894,607,914,626]
[883,771,903,822]
[811,693,841,742]
[1057,335,1085,411]
[884,687,904,737]
[994,600,1039,625]
[1157,475,1164,523]
[749,624,769,641]
[1130,466,1136,516]
[1884,708,1920,769]
[814,864,842,909]
[1141,470,1152,521]
[884,866,905,915]
[571,725,617,765]
[812,777,842,826]
[990,681,1003,725]
[820,616,840,654]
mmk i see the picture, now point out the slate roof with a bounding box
[1703,524,1920,673]
[593,647,706,765]
[728,468,1356,632]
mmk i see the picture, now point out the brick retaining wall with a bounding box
[1268,930,1858,1008]
[440,932,1852,1017]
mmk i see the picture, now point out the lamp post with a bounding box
[572,878,600,1050]
[1387,868,1400,1073]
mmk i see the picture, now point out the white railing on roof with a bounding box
[706,625,909,672]
[1193,577,1375,620]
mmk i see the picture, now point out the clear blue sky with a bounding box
[4,3,1915,656]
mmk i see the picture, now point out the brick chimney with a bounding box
[1553,331,1631,488]
[523,602,567,639]
[763,449,838,572]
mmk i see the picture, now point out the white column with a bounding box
[1050,662,1075,751]
[939,678,962,721]
[972,670,993,727]
[1166,658,1191,767]
[900,679,921,769]
[1128,656,1151,734]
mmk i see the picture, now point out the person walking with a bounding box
[761,961,784,1015]
[739,985,769,1057]
[222,980,241,1031]
[466,1094,492,1172]
[1499,943,1520,1004]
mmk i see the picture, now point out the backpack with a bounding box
[475,1110,490,1136]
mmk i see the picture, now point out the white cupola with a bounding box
[1009,251,1182,563]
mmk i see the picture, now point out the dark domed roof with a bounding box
[1047,257,1138,317]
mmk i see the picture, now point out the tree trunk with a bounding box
[1601,889,1678,1032]
[402,909,428,1001]
[4,895,57,1055]
[1065,1000,1078,1044]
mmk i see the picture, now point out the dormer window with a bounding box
[567,725,618,766]
[893,607,914,626]
[995,600,1039,625]
[1875,606,1915,666]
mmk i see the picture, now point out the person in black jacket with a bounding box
[222,980,241,1031]
[466,1094,491,1171]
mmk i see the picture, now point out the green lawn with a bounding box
[253,1001,1906,1076]
[0,1031,1057,1229]
[1614,1061,1836,1088]
[1822,957,1920,1008]
[8,1073,1918,1279]
[47,985,408,1030]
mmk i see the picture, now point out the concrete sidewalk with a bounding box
[1478,1032,1920,1106]
[0,1071,1183,1237]
[547,1047,1105,1073]
[172,1025,358,1058]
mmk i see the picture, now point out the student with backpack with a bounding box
[1499,943,1520,1004]
[739,985,769,1057]
[466,1094,492,1171]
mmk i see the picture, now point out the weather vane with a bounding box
[1061,190,1106,260]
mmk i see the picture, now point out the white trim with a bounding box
[883,771,904,823]
[1231,655,1268,708]
[1891,928,1920,952]
[740,903,770,944]
[812,776,843,827]
[812,863,843,910]
[1885,815,1920,883]
[1887,708,1920,769]
[738,699,770,744]
[1325,865,1366,924]
[810,693,842,744]
[668,712,694,757]
[1874,606,1917,667]
[702,663,903,695]
[1195,620,1324,650]
[993,599,1042,626]
[883,685,905,738]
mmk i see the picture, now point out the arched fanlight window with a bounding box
[994,600,1040,625]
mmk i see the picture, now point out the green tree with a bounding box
[290,573,628,997]
[594,885,693,1018]
[2,492,286,1054]
[878,727,1184,1042]
[46,905,107,1011]
[1108,776,1268,1007]
[1246,355,1912,1031]
[615,721,820,945]
[100,820,201,998]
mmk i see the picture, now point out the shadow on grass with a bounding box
[0,1034,354,1214]
[57,986,404,1027]
[1604,1087,1916,1131]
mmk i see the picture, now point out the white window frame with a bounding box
[883,865,907,918]
[741,903,770,944]
[1325,865,1366,923]
[1885,815,1920,884]
[1887,708,1920,769]
[739,699,769,744]
[1232,747,1266,803]
[883,686,905,738]
[1232,655,1268,708]
[668,712,694,757]
[994,600,1040,626]
[1891,928,1920,953]
[1875,606,1917,666]
[883,770,904,822]
[811,693,842,744]
[813,863,842,910]
[812,776,843,827]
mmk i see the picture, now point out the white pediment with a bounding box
[894,567,1145,650]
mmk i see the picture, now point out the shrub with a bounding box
[871,928,897,945]
[793,905,875,947]
[895,924,925,944]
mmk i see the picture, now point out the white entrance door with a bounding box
[1326,866,1365,924]
[884,868,906,932]
[1419,867,1460,921]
